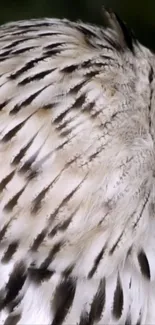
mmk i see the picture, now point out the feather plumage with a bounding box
[0,10,154,324]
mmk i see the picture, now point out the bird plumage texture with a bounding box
[0,9,155,324]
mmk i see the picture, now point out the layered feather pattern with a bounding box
[0,10,154,324]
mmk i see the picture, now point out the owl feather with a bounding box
[0,9,154,325]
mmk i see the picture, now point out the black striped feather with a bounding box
[0,9,154,325]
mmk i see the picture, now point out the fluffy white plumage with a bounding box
[0,9,155,325]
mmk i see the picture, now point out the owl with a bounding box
[0,7,154,325]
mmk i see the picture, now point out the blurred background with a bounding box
[0,0,155,50]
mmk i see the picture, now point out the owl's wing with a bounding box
[0,12,154,325]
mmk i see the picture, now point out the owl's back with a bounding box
[0,12,155,325]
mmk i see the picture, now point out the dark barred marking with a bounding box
[35,158,78,214]
[9,85,48,114]
[53,107,71,125]
[19,158,37,175]
[2,118,29,142]
[89,278,106,323]
[62,264,75,278]
[0,289,4,311]
[3,184,26,211]
[90,109,102,119]
[55,113,83,134]
[0,50,11,58]
[44,42,65,50]
[83,101,95,113]
[30,229,47,251]
[10,29,48,36]
[72,94,86,109]
[9,55,50,80]
[49,214,73,237]
[59,129,72,138]
[49,177,86,223]
[88,245,106,278]
[0,221,10,242]
[133,192,150,230]
[80,59,99,69]
[1,241,19,263]
[51,278,76,325]
[26,168,39,181]
[138,250,150,280]
[49,205,80,237]
[77,26,99,39]
[0,100,9,110]
[84,35,100,49]
[0,57,11,62]
[7,296,21,314]
[2,37,33,50]
[28,266,54,283]
[81,61,109,70]
[38,32,63,37]
[129,277,132,289]
[61,64,79,74]
[79,311,90,325]
[125,315,132,325]
[42,103,56,110]
[69,79,88,95]
[17,22,52,28]
[136,317,141,325]
[31,180,56,214]
[27,139,72,181]
[18,133,49,174]
[148,66,154,132]
[11,131,40,165]
[40,241,63,270]
[101,54,117,61]
[3,262,26,307]
[11,46,38,55]
[149,65,154,83]
[85,70,100,78]
[43,49,62,56]
[55,121,72,134]
[0,170,15,192]
[91,42,114,52]
[19,148,42,174]
[4,314,21,325]
[113,275,124,319]
[27,148,54,174]
[55,137,73,151]
[109,231,124,254]
[0,29,37,38]
[55,110,85,133]
[57,112,88,135]
[87,145,104,163]
[103,34,122,52]
[18,68,55,85]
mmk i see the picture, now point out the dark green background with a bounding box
[0,0,155,50]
